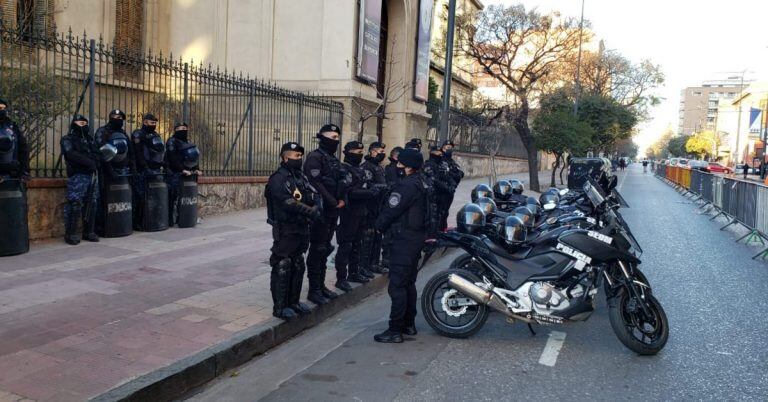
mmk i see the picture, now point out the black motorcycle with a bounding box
[421,179,668,355]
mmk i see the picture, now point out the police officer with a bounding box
[165,122,201,226]
[131,113,166,230]
[385,146,403,187]
[404,138,422,151]
[442,140,464,219]
[423,145,456,231]
[0,99,29,181]
[61,115,100,245]
[359,141,388,275]
[303,124,344,305]
[374,148,431,343]
[95,109,134,233]
[335,141,380,291]
[266,141,322,319]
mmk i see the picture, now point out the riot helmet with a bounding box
[99,143,118,162]
[471,184,493,203]
[457,203,485,234]
[493,180,512,200]
[509,179,524,195]
[513,206,535,229]
[182,144,200,169]
[149,135,165,153]
[476,197,497,216]
[502,215,527,245]
[540,193,559,211]
[108,132,129,163]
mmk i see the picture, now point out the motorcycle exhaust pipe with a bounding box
[447,274,533,323]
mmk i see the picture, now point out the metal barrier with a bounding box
[656,164,768,259]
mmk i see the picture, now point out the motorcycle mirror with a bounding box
[559,189,569,196]
[543,203,556,211]
[99,143,118,162]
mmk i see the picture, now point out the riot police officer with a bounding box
[423,145,456,231]
[165,122,201,226]
[303,124,344,305]
[385,146,403,187]
[374,148,431,343]
[0,99,29,180]
[404,138,422,151]
[442,140,464,217]
[131,113,166,230]
[61,115,100,245]
[359,141,388,275]
[266,142,322,319]
[335,141,380,291]
[95,109,134,236]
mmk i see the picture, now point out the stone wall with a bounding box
[453,152,533,178]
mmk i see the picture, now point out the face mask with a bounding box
[284,158,303,171]
[108,118,124,130]
[344,152,363,165]
[444,150,453,158]
[174,130,189,141]
[318,136,340,153]
[143,124,156,133]
[79,125,90,136]
[374,153,386,163]
[0,110,8,121]
[430,153,443,162]
[389,157,398,164]
[397,167,406,178]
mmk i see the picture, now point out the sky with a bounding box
[482,0,768,155]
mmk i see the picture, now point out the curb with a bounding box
[92,275,390,402]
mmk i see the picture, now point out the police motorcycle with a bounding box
[420,177,667,355]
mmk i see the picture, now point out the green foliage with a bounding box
[685,130,722,159]
[533,90,594,156]
[666,135,690,158]
[577,93,638,150]
[428,76,439,103]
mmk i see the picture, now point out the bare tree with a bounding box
[456,5,582,191]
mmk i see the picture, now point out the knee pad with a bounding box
[272,257,292,276]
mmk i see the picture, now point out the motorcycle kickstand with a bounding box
[527,323,536,336]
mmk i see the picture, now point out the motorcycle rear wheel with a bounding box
[608,288,669,355]
[421,269,489,338]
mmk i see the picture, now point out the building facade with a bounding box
[715,82,768,164]
[678,78,746,136]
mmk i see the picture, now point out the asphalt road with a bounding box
[188,165,768,401]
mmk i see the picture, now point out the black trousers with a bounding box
[387,230,425,331]
[306,211,338,292]
[335,208,366,281]
[360,213,382,270]
[269,225,309,311]
[437,194,453,231]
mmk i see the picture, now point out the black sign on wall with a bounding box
[357,0,383,83]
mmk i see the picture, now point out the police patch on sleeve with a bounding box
[310,169,320,177]
[388,192,402,208]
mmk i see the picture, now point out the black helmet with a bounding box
[526,196,540,206]
[509,179,524,195]
[502,215,527,245]
[546,187,559,196]
[182,145,200,169]
[108,133,129,162]
[471,184,493,203]
[476,197,497,216]
[513,206,535,229]
[493,180,512,200]
[457,203,485,234]
[149,135,165,153]
[540,193,559,211]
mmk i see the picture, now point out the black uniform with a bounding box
[381,156,402,270]
[375,171,431,334]
[385,157,401,187]
[131,125,166,230]
[304,133,344,304]
[61,116,100,244]
[444,151,464,224]
[95,115,135,234]
[335,146,378,287]
[359,154,388,274]
[165,128,199,226]
[266,154,321,319]
[0,117,29,179]
[423,154,456,231]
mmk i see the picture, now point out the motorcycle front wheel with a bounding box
[421,269,489,338]
[608,288,669,355]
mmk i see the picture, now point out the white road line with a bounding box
[538,331,567,367]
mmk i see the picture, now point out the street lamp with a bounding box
[573,0,585,116]
[439,0,458,143]
[730,71,747,164]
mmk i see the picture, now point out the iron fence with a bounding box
[426,101,527,160]
[0,23,344,178]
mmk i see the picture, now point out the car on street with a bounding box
[677,158,689,168]
[669,158,679,166]
[704,162,732,174]
[686,160,708,171]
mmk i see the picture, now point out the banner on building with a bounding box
[357,0,383,83]
[413,0,434,101]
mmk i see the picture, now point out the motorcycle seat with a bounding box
[482,237,531,260]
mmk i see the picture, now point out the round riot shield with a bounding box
[102,174,133,237]
[0,178,29,256]
[177,176,198,228]
[142,174,169,232]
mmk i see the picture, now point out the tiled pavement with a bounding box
[0,170,553,402]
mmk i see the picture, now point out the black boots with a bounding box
[64,201,82,245]
[288,259,311,315]
[271,258,297,320]
[374,329,403,344]
[82,202,99,242]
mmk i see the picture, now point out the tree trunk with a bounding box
[511,100,540,192]
[559,155,568,185]
[550,152,561,187]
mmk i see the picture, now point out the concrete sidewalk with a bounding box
[0,170,553,402]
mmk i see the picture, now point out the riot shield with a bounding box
[0,178,29,256]
[102,174,133,237]
[177,176,198,228]
[142,173,169,232]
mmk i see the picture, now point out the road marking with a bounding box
[538,331,567,367]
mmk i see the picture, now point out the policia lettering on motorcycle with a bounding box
[61,115,100,245]
[266,142,322,319]
[303,124,343,305]
[131,113,166,230]
[335,141,382,292]
[359,141,389,275]
[373,148,433,344]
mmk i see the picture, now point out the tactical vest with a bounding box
[0,123,18,165]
